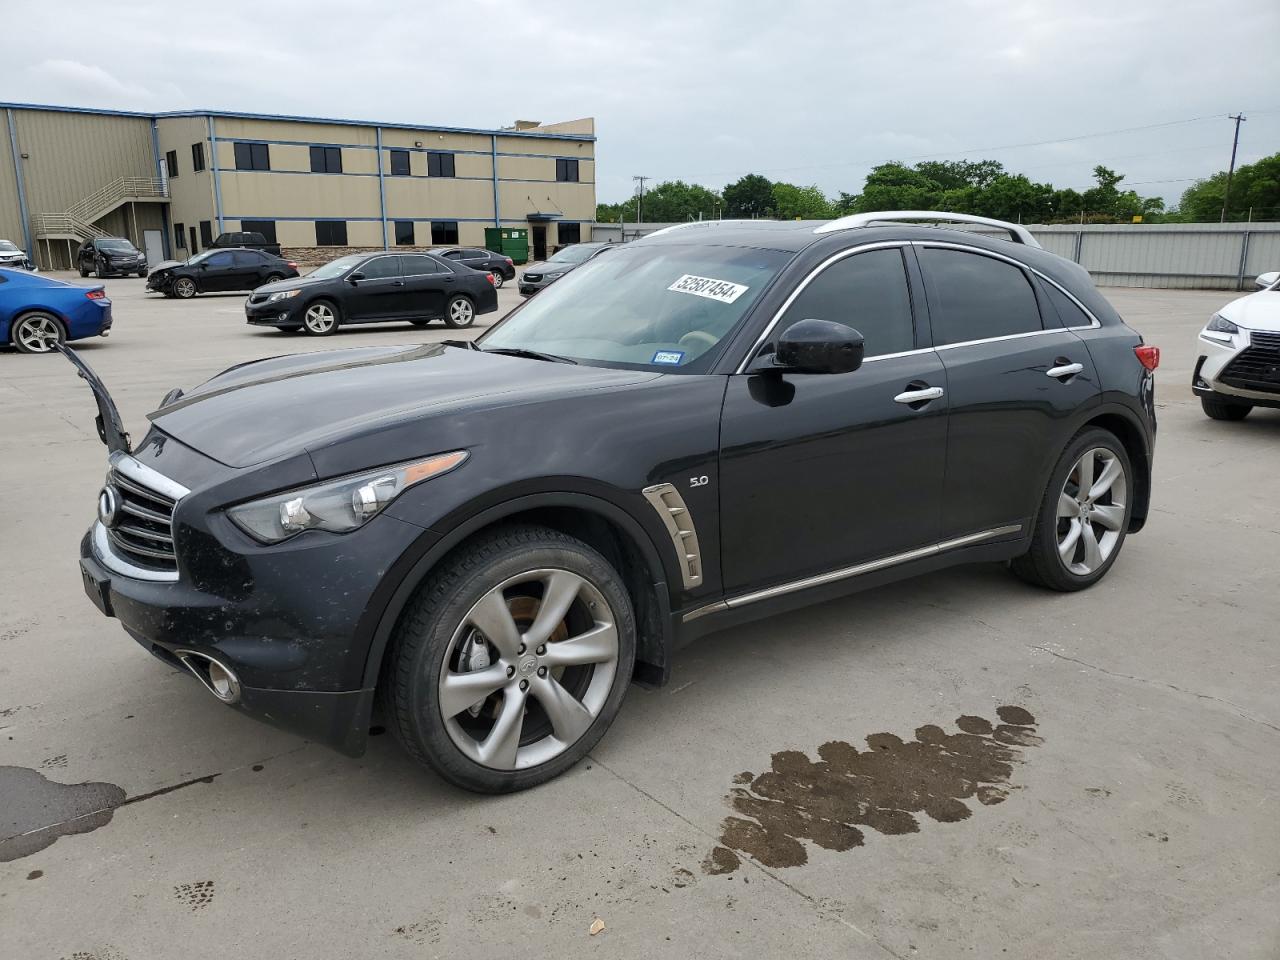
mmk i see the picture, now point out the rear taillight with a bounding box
[287,261,298,269]
[1134,345,1160,370]
[505,257,513,265]
[85,289,106,300]
[486,273,497,286]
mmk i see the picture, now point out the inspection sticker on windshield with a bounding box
[667,274,748,304]
[652,350,685,365]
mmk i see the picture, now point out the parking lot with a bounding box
[2,278,1278,958]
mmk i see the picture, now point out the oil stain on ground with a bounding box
[703,706,1042,874]
[0,766,126,863]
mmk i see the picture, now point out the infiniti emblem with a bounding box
[98,484,121,528]
[519,655,538,675]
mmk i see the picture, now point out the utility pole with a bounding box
[633,175,649,225]
[1220,113,1246,223]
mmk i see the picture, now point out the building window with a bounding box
[558,222,581,245]
[233,141,271,171]
[427,151,455,178]
[394,221,415,246]
[240,220,277,244]
[309,145,343,174]
[430,221,459,245]
[174,223,186,250]
[316,221,348,246]
[556,158,579,182]
[191,142,205,172]
[165,150,179,179]
[390,149,410,176]
[200,221,214,247]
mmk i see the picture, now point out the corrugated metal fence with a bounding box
[591,221,1280,291]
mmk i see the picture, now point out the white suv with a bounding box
[1193,270,1280,420]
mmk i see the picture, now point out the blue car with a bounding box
[1,268,112,354]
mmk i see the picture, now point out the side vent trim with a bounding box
[641,483,704,589]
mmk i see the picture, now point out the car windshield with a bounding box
[0,240,19,252]
[97,240,137,252]
[307,255,365,280]
[480,243,788,371]
[547,244,599,265]
[187,250,216,265]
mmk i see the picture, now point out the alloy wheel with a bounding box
[448,298,474,327]
[304,303,336,334]
[491,273,504,289]
[13,314,62,353]
[1056,447,1127,576]
[437,569,619,770]
[174,278,197,298]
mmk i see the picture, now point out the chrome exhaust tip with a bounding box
[175,650,242,704]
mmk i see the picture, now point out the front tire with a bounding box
[301,300,339,336]
[385,524,636,793]
[1201,394,1251,421]
[172,277,198,299]
[1011,428,1132,591]
[11,312,66,354]
[443,294,476,329]
[78,264,89,278]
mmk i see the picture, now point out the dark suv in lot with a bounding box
[77,237,147,278]
[65,212,1156,794]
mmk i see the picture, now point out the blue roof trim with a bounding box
[0,101,594,142]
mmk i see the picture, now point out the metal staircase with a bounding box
[31,176,168,242]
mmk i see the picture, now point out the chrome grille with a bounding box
[106,468,179,573]
[248,291,268,304]
[1221,330,1280,394]
[523,273,542,282]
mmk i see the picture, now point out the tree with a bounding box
[723,174,775,218]
[1175,153,1280,222]
[596,180,723,223]
[770,183,835,220]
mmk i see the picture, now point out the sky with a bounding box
[2,0,1277,208]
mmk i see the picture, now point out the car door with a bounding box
[343,255,406,321]
[400,254,450,318]
[916,243,1101,540]
[230,250,266,290]
[719,244,949,593]
[460,248,490,272]
[196,251,238,291]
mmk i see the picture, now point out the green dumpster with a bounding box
[485,227,530,265]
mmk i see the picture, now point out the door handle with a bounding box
[893,386,944,405]
[1046,361,1084,380]
[392,280,405,286]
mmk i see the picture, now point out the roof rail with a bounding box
[815,211,1041,248]
[638,220,764,240]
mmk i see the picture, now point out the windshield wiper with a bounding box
[482,347,578,364]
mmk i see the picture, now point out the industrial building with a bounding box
[1,102,597,269]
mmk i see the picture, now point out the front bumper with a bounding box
[517,273,561,296]
[101,259,147,275]
[1193,328,1280,405]
[245,296,304,327]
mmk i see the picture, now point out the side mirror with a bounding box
[754,318,865,375]
[348,272,365,284]
[1255,271,1279,290]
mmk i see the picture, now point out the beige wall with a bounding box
[155,114,214,254]
[0,112,21,246]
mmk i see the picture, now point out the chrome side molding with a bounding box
[641,483,704,589]
[682,523,1023,622]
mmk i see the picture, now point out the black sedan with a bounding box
[429,247,516,287]
[147,249,299,299]
[245,251,499,335]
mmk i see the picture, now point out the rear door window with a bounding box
[401,255,446,276]
[920,248,1042,345]
[231,250,261,267]
[777,247,916,358]
[360,256,401,279]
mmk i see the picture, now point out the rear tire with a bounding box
[1011,427,1132,592]
[78,264,89,278]
[263,273,284,284]
[385,524,636,793]
[443,295,475,329]
[11,312,66,354]
[137,270,147,278]
[1201,394,1251,421]
[491,272,504,289]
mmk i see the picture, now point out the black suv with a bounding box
[147,249,299,299]
[64,213,1156,794]
[77,237,147,278]
[430,247,517,287]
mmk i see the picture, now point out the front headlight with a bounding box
[227,450,467,544]
[267,289,301,302]
[1205,314,1239,336]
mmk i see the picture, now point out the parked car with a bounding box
[518,241,612,296]
[2,268,111,353]
[430,247,516,288]
[245,251,498,335]
[146,249,299,299]
[210,231,283,258]
[0,239,36,271]
[1192,270,1280,420]
[64,212,1156,793]
[77,237,147,278]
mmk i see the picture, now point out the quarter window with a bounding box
[390,149,411,176]
[240,220,277,244]
[431,221,460,245]
[233,142,271,171]
[1041,281,1093,329]
[359,256,400,279]
[309,145,343,174]
[165,150,179,178]
[555,158,579,182]
[394,221,415,246]
[920,248,1042,345]
[315,221,348,246]
[191,142,205,172]
[777,248,915,358]
[427,151,455,178]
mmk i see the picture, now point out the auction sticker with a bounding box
[652,350,685,365]
[667,274,748,304]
